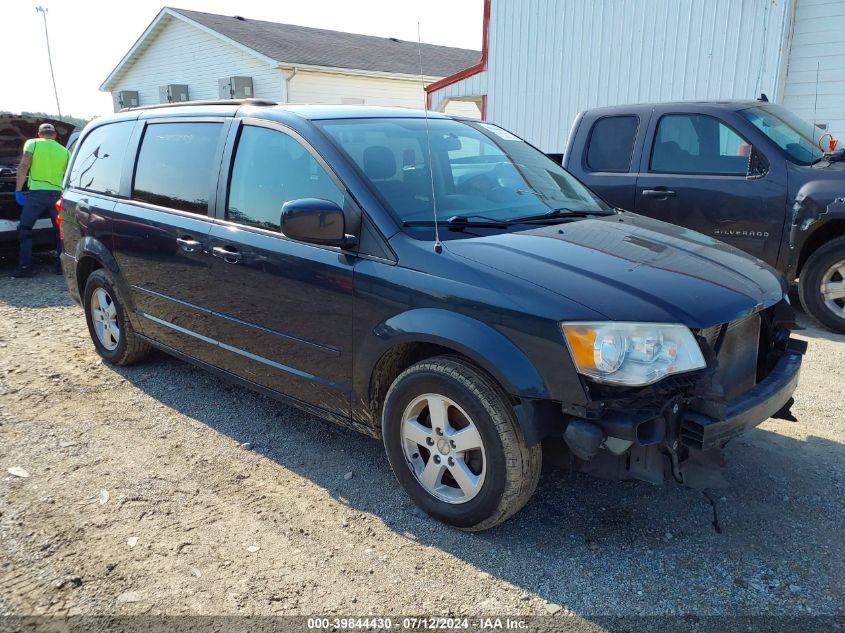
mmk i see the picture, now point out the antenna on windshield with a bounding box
[417,22,442,254]
[812,60,820,166]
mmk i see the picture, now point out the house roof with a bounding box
[172,8,479,77]
[102,7,481,91]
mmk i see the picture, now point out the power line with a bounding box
[35,5,62,121]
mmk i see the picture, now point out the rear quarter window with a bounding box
[132,122,223,215]
[586,116,639,172]
[67,121,135,195]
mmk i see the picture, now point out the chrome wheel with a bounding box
[821,259,845,318]
[400,393,486,504]
[90,287,120,351]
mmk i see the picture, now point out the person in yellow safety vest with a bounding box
[12,122,69,278]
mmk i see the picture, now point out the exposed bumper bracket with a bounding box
[680,351,803,451]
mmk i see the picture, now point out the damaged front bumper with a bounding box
[558,306,806,486]
[680,345,803,451]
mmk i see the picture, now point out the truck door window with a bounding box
[586,116,639,172]
[227,125,345,232]
[651,114,750,176]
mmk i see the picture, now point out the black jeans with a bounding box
[18,189,62,268]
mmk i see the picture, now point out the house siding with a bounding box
[783,0,845,139]
[430,0,800,154]
[109,15,283,110]
[288,71,427,108]
[108,15,455,112]
[430,72,488,112]
[443,100,482,119]
[487,0,793,154]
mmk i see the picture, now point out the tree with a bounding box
[0,110,92,130]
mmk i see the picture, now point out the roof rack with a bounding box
[120,98,278,112]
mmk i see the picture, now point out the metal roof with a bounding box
[169,8,480,78]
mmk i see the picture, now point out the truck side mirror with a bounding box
[747,147,769,180]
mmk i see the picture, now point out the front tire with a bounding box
[382,357,541,531]
[83,269,150,365]
[799,236,845,333]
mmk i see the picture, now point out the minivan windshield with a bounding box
[739,104,825,165]
[317,117,612,228]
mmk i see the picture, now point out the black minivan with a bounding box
[60,100,803,530]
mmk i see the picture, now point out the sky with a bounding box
[0,0,483,119]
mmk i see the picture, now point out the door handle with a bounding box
[642,188,677,198]
[176,237,201,252]
[212,245,242,264]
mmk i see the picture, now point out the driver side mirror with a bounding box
[747,147,769,180]
[280,198,358,249]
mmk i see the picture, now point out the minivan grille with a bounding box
[699,313,761,400]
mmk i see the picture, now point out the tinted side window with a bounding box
[133,122,223,214]
[67,121,134,195]
[227,125,344,231]
[651,114,750,175]
[586,116,639,172]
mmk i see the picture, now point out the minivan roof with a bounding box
[269,104,451,120]
[122,99,452,121]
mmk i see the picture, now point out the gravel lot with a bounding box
[1,255,843,630]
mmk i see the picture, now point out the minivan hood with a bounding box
[445,213,785,328]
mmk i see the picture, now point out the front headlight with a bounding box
[560,322,706,386]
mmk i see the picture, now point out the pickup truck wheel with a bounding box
[83,269,151,365]
[382,357,541,531]
[799,237,845,333]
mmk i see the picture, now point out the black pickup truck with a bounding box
[563,100,845,333]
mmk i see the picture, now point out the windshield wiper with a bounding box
[402,208,610,231]
[403,215,510,229]
[506,207,607,223]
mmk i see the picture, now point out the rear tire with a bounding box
[83,269,150,365]
[382,356,541,531]
[799,237,845,333]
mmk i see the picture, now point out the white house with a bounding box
[428,0,845,154]
[101,7,481,115]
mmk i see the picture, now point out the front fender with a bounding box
[353,308,560,445]
[787,177,845,278]
[364,308,550,401]
[787,196,845,281]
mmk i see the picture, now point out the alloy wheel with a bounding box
[821,259,845,319]
[90,288,120,351]
[400,393,486,504]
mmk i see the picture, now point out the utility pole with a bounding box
[35,5,62,121]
